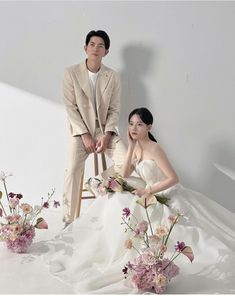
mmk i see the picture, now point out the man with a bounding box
[63,30,126,224]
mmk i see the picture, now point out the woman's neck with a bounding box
[137,137,151,149]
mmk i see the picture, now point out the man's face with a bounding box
[84,36,108,62]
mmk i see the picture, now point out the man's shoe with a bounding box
[63,222,71,229]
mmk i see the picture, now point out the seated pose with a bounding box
[45,107,235,294]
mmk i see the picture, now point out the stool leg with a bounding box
[75,171,84,218]
[94,153,99,176]
[101,153,107,171]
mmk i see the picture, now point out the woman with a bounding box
[45,108,235,294]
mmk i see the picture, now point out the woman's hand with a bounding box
[132,187,147,197]
[127,129,137,148]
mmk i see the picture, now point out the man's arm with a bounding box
[63,68,88,136]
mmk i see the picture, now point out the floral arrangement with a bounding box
[121,206,194,293]
[0,171,60,253]
[86,174,170,207]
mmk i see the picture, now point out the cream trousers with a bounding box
[63,128,127,223]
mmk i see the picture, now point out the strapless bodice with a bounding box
[135,159,166,186]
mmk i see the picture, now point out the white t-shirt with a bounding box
[88,70,99,120]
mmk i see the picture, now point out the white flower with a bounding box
[0,171,13,182]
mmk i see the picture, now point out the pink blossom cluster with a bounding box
[125,250,180,293]
[122,207,194,293]
[5,226,35,253]
[86,175,135,196]
[0,172,60,253]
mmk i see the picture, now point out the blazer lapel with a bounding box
[76,62,93,101]
[96,64,111,109]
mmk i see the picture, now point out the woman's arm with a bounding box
[149,144,179,194]
[121,131,137,178]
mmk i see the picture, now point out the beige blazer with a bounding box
[63,61,121,137]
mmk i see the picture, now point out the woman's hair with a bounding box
[85,30,110,50]
[128,107,157,142]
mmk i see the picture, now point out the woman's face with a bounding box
[128,114,150,140]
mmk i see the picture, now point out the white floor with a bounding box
[1,199,235,295]
[0,200,93,294]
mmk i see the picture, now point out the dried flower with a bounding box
[156,225,168,237]
[125,238,133,249]
[121,205,194,294]
[0,171,59,253]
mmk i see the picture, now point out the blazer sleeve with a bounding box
[63,69,88,136]
[104,72,121,134]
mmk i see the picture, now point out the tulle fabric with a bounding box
[44,160,235,294]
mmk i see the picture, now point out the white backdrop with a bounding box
[0,1,234,211]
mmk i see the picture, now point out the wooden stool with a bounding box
[76,153,107,217]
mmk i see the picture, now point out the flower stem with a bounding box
[0,201,7,216]
[121,217,136,233]
[164,214,180,246]
[162,247,186,270]
[3,180,12,213]
[144,204,154,236]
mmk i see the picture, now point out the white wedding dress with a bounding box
[45,160,235,294]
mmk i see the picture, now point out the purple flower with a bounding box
[122,266,128,274]
[8,192,16,198]
[53,200,60,208]
[122,207,131,218]
[16,193,23,199]
[43,202,49,208]
[174,241,186,252]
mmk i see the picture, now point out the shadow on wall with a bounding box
[119,43,156,142]
[202,140,235,211]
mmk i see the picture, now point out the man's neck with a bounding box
[86,59,101,73]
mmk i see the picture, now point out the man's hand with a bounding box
[81,133,96,154]
[95,132,112,153]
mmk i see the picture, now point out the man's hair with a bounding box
[85,30,110,50]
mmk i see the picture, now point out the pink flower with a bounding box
[154,273,167,287]
[9,197,19,209]
[159,244,167,254]
[174,241,186,252]
[142,250,157,265]
[149,235,160,248]
[168,214,178,224]
[156,225,168,237]
[5,226,35,253]
[108,179,123,192]
[20,203,33,214]
[122,207,131,218]
[137,220,148,232]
